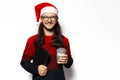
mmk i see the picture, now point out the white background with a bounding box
[0,0,120,80]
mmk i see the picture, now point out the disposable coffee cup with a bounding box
[56,48,66,63]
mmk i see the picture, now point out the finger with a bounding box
[58,58,67,62]
[61,57,67,60]
[62,54,68,57]
[57,61,66,64]
[60,57,68,61]
[58,58,68,64]
[41,71,47,76]
[42,65,47,69]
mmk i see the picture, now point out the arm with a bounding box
[63,36,73,68]
[64,56,73,68]
[20,36,38,74]
[21,60,38,74]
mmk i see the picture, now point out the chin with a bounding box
[45,26,53,29]
[45,25,54,28]
[44,25,54,31]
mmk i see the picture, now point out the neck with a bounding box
[44,28,54,36]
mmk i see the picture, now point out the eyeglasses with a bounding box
[41,16,58,21]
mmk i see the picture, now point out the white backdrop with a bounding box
[0,0,120,80]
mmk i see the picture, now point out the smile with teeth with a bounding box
[46,22,53,25]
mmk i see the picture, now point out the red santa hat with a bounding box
[35,2,58,22]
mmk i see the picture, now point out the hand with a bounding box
[38,65,47,76]
[57,54,68,64]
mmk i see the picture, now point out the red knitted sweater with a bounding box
[21,34,71,70]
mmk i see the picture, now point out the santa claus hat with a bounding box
[35,2,58,22]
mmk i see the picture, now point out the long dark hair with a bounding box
[35,22,64,48]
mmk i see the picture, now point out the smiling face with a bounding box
[41,12,58,31]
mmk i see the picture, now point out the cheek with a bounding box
[53,21,57,25]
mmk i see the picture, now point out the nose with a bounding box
[47,17,52,22]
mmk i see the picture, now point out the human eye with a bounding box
[41,16,49,20]
[50,16,57,19]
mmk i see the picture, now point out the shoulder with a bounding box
[62,35,69,41]
[62,35,70,45]
[26,34,38,44]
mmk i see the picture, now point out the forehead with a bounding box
[41,12,57,16]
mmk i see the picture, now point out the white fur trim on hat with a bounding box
[40,6,58,16]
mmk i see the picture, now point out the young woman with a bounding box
[20,2,73,80]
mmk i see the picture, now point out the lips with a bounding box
[45,22,53,24]
[45,22,54,26]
